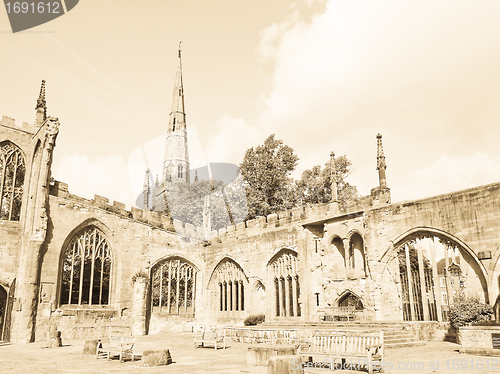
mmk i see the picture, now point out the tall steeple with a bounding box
[376,133,387,188]
[162,42,190,187]
[35,80,47,126]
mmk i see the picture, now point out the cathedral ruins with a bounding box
[0,46,499,344]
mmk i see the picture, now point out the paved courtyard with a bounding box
[1,332,499,373]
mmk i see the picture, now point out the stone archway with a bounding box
[384,230,487,322]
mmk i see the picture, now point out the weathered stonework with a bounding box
[459,326,500,356]
[2,80,500,345]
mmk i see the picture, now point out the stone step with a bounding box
[386,340,427,349]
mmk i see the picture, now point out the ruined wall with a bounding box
[34,183,188,341]
[366,182,500,320]
[0,116,36,285]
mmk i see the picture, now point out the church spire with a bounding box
[376,133,387,188]
[162,42,190,186]
[35,80,47,126]
[170,41,185,126]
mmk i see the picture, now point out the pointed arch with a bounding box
[267,248,298,266]
[250,279,266,316]
[336,290,364,310]
[268,248,301,318]
[379,227,488,322]
[0,141,26,221]
[348,232,367,277]
[150,255,198,315]
[209,257,248,314]
[59,224,112,306]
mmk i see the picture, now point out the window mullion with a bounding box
[89,230,96,305]
[7,152,18,221]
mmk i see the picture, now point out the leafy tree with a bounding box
[166,180,232,231]
[296,154,359,206]
[240,134,299,220]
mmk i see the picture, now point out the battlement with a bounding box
[49,180,205,241]
[0,115,36,134]
[48,179,387,245]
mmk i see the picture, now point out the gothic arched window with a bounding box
[269,249,300,318]
[151,257,197,315]
[177,165,183,179]
[210,259,247,313]
[0,142,25,221]
[60,226,112,306]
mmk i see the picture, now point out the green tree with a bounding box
[167,180,232,231]
[296,154,359,206]
[240,134,299,220]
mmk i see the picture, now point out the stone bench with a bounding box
[247,344,296,366]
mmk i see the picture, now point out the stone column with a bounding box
[14,118,59,343]
[132,276,148,336]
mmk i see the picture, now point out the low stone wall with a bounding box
[148,313,197,334]
[459,326,500,356]
[35,309,130,341]
[405,321,452,342]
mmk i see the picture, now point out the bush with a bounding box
[244,313,265,326]
[449,294,493,327]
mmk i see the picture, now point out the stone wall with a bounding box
[459,326,500,356]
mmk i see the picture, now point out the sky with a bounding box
[1,0,500,209]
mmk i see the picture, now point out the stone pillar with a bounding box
[132,276,148,336]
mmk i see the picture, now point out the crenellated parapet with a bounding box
[49,180,205,241]
[49,177,387,246]
[0,115,37,134]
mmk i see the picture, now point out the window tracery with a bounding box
[211,259,246,313]
[0,142,25,221]
[151,258,197,314]
[269,250,300,317]
[60,226,111,306]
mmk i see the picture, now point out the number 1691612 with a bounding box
[5,2,61,14]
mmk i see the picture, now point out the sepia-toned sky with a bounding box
[1,0,500,208]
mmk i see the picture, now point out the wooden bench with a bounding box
[96,336,136,362]
[298,331,384,374]
[193,329,226,349]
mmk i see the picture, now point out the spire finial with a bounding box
[330,151,338,202]
[178,41,182,58]
[35,80,47,125]
[143,170,151,209]
[376,133,387,188]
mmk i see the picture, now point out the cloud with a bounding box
[204,114,262,165]
[53,153,134,208]
[393,153,500,202]
[246,0,500,199]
